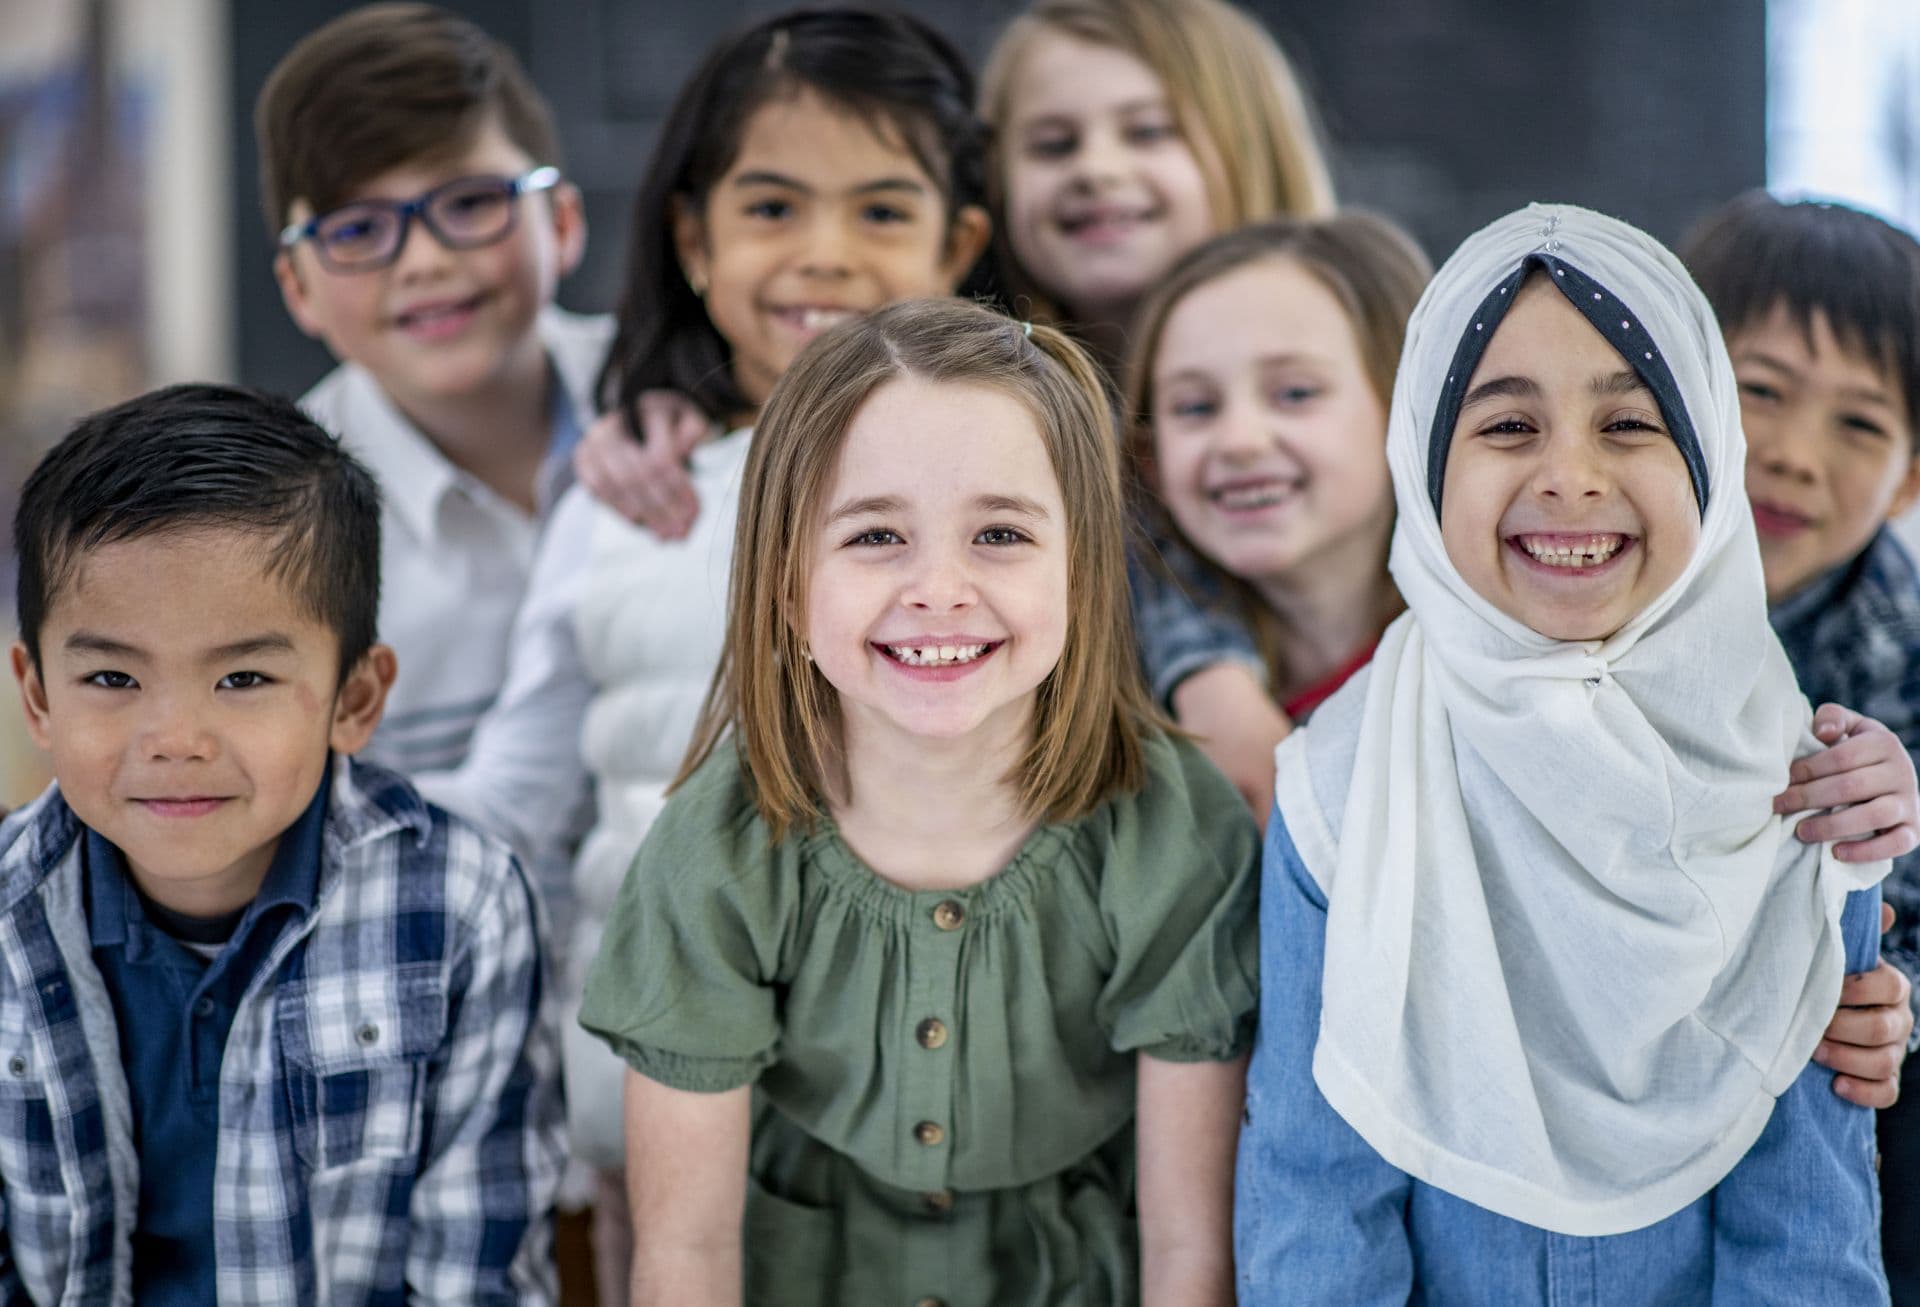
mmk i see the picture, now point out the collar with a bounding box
[338,306,598,545]
[85,761,330,950]
[1769,538,1873,635]
[0,754,434,922]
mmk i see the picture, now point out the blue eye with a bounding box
[84,670,135,690]
[1274,386,1321,406]
[1126,122,1178,145]
[1167,398,1218,420]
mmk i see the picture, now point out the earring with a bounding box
[686,271,707,298]
[800,641,814,663]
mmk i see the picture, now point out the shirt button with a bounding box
[932,900,965,931]
[193,997,216,1019]
[915,1018,949,1050]
[921,1189,954,1216]
[356,1023,380,1047]
[913,1120,945,1147]
[6,1056,25,1077]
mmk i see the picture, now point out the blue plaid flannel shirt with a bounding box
[0,758,564,1305]
[1773,528,1920,1048]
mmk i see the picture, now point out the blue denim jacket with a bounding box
[1236,810,1888,1306]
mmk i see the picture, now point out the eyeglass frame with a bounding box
[277,165,563,273]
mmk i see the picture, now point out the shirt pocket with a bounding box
[0,999,62,1200]
[277,964,448,1174]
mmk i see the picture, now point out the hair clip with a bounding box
[1022,320,1033,338]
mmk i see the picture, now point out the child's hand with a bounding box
[1774,703,1920,861]
[1816,903,1913,1107]
[572,390,710,538]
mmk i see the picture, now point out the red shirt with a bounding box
[1281,640,1380,722]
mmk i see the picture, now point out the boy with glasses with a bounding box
[258,7,605,927]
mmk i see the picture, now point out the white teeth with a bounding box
[1518,534,1625,567]
[886,643,992,667]
[796,308,857,332]
[1214,483,1292,511]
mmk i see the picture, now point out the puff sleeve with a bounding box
[1094,733,1261,1062]
[577,746,800,1092]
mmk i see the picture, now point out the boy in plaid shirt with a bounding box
[0,384,562,1303]
[1687,191,1920,1303]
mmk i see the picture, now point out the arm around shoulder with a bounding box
[1235,808,1414,1305]
[406,841,566,1306]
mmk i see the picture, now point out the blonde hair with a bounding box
[980,0,1337,318]
[677,298,1161,840]
[1123,214,1432,685]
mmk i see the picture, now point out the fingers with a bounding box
[1839,960,1914,1011]
[1885,902,1897,934]
[1809,701,1864,745]
[1781,721,1896,789]
[1828,1071,1901,1109]
[574,409,703,536]
[1794,792,1906,842]
[1829,826,1920,862]
[1821,1004,1912,1052]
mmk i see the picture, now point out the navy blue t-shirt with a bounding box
[84,769,327,1304]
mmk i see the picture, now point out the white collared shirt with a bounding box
[299,306,613,777]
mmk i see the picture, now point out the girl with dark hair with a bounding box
[412,10,989,1299]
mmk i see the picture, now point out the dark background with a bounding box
[228,0,1765,400]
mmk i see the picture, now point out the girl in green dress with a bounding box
[579,297,1258,1306]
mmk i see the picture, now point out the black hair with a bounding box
[595,6,990,430]
[1682,191,1920,441]
[14,383,382,679]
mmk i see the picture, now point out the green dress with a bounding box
[578,731,1258,1307]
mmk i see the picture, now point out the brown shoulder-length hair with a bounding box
[1122,214,1432,684]
[676,298,1161,840]
[980,0,1337,322]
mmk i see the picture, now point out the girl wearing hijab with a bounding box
[1234,204,1894,1303]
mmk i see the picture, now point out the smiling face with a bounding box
[676,88,989,411]
[1001,30,1218,324]
[12,529,392,916]
[1732,303,1920,603]
[1151,256,1393,596]
[274,115,584,412]
[1439,276,1702,641]
[804,375,1070,754]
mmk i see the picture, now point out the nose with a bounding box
[139,694,216,764]
[1070,122,1128,188]
[1214,391,1274,461]
[901,539,978,614]
[797,212,854,280]
[391,210,453,279]
[1529,426,1610,502]
[1747,410,1818,485]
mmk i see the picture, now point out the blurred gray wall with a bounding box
[228,0,1763,401]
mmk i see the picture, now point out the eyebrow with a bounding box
[730,170,928,197]
[1160,352,1328,385]
[1459,369,1651,411]
[1736,349,1896,408]
[1022,98,1170,129]
[59,632,297,661]
[825,493,1053,523]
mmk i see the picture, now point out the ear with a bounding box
[10,644,52,753]
[1890,452,1920,519]
[273,246,329,341]
[327,644,398,756]
[547,180,588,279]
[937,204,993,293]
[670,194,709,295]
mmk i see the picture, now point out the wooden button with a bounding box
[915,1018,949,1050]
[913,1120,945,1147]
[922,1188,954,1215]
[932,900,965,931]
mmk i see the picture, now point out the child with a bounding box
[414,8,990,1294]
[257,3,603,799]
[1236,204,1894,1301]
[1684,190,1920,1300]
[1124,214,1428,720]
[1,384,563,1303]
[579,298,1254,1306]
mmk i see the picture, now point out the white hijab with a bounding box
[1273,203,1889,1236]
